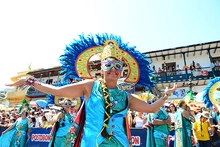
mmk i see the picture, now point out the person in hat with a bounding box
[0,110,30,147]
[193,111,214,147]
[6,34,177,147]
[174,100,195,147]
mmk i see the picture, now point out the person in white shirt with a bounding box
[133,112,147,128]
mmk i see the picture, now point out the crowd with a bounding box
[153,60,220,77]
[0,106,58,129]
[1,99,219,147]
[128,100,220,147]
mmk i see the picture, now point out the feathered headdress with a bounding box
[203,77,220,108]
[59,33,155,89]
[18,98,31,113]
[45,81,83,110]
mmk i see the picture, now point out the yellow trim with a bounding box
[208,82,220,104]
[76,45,140,84]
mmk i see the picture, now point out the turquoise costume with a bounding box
[0,117,30,147]
[81,80,129,147]
[147,108,170,147]
[174,108,192,147]
[48,113,74,147]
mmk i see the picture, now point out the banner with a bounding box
[192,70,208,77]
[27,128,51,147]
[130,128,147,147]
[0,127,147,146]
[169,89,186,99]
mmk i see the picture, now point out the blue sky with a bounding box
[0,0,220,88]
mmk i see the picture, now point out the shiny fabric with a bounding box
[146,113,155,147]
[174,109,192,147]
[0,117,29,147]
[53,133,72,147]
[153,108,170,147]
[146,108,170,147]
[81,80,130,147]
[48,113,74,147]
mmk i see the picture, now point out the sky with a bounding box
[0,0,220,89]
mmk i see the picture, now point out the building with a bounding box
[5,40,220,106]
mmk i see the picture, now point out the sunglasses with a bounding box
[101,60,123,72]
[64,102,72,107]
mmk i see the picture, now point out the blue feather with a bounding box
[45,81,71,105]
[203,77,220,108]
[59,33,155,89]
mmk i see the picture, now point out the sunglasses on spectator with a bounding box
[101,60,123,72]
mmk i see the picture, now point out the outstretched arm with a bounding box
[129,83,177,113]
[5,77,94,100]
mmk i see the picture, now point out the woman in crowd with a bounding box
[40,116,50,128]
[168,103,177,127]
[6,34,177,147]
[133,112,147,128]
[168,103,177,147]
[0,110,30,147]
[28,117,36,128]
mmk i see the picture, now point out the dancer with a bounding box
[146,106,171,147]
[174,100,195,147]
[0,110,30,147]
[48,98,74,147]
[6,34,177,147]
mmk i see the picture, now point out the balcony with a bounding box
[26,87,47,98]
[155,67,220,84]
[5,89,29,99]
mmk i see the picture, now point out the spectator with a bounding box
[168,103,177,126]
[163,62,167,72]
[158,67,163,76]
[34,112,41,128]
[210,106,218,125]
[196,63,202,72]
[133,112,147,128]
[39,116,50,128]
[176,64,181,75]
[190,63,195,72]
[183,65,189,70]
[193,111,214,147]
[215,61,219,67]
[28,117,36,127]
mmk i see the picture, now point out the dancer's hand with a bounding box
[164,83,177,96]
[5,77,26,87]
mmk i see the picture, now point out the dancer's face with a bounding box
[101,58,123,72]
[102,58,122,80]
[63,100,72,111]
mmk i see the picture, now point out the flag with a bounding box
[28,62,32,70]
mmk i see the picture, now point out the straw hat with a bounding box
[200,111,210,119]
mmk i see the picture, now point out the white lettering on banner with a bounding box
[131,136,140,146]
[31,134,51,142]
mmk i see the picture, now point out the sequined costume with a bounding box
[174,108,192,147]
[147,108,170,147]
[80,80,129,147]
[0,117,30,147]
[48,113,74,147]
